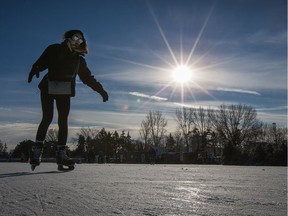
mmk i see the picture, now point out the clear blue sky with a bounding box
[0,0,287,149]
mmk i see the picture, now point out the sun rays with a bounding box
[143,1,218,106]
[98,1,219,109]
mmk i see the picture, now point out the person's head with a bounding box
[63,30,88,55]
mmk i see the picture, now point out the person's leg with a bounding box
[55,95,74,167]
[31,92,54,168]
[35,92,54,143]
[55,95,70,146]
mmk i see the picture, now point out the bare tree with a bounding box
[43,129,59,157]
[211,104,262,148]
[175,107,195,151]
[173,130,183,152]
[259,123,288,145]
[46,128,58,143]
[175,107,213,152]
[193,107,213,135]
[139,119,150,150]
[191,107,215,154]
[72,127,100,155]
[208,104,263,164]
[76,127,99,140]
[141,111,168,147]
[273,126,288,146]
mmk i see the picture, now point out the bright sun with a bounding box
[172,65,193,84]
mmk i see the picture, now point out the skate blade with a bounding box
[57,165,75,172]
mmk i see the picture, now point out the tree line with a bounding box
[10,104,287,165]
[0,141,8,159]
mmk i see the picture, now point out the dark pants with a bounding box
[36,92,70,146]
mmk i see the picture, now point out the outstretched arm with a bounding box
[78,59,109,102]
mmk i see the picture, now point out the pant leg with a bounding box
[35,92,54,142]
[55,95,71,146]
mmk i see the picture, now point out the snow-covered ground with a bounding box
[0,163,286,216]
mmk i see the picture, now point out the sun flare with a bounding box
[172,65,193,84]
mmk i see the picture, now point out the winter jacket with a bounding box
[32,42,105,97]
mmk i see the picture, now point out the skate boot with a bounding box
[30,142,43,171]
[56,146,75,171]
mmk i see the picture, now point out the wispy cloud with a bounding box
[246,30,287,45]
[0,123,37,148]
[0,107,12,112]
[173,102,220,110]
[257,112,287,127]
[215,87,261,96]
[129,92,168,101]
[256,106,288,112]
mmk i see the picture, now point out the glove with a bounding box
[28,67,40,83]
[92,82,108,102]
[100,90,109,102]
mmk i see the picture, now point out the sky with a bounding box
[0,0,287,150]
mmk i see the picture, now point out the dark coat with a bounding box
[32,42,104,97]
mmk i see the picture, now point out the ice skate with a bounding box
[56,146,75,171]
[29,144,43,171]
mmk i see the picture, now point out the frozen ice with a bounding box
[0,163,286,216]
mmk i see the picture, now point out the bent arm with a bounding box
[32,45,56,72]
[28,45,59,83]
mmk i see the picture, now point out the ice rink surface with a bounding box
[0,163,286,216]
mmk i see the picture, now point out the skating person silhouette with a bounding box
[28,30,108,171]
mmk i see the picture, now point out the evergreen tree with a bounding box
[166,133,176,152]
